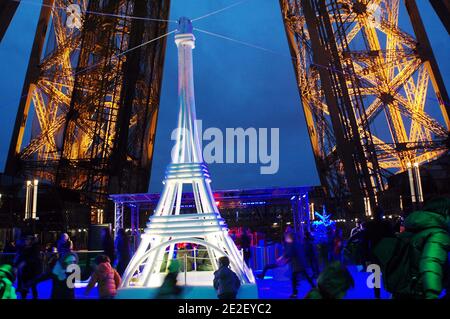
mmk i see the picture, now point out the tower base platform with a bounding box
[116,271,258,299]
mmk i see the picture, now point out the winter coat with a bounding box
[213,266,241,297]
[14,242,42,280]
[0,276,16,299]
[0,265,17,299]
[305,237,317,258]
[57,240,73,256]
[402,209,450,299]
[283,241,308,272]
[362,218,394,263]
[87,262,121,298]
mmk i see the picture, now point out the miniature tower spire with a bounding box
[121,18,255,288]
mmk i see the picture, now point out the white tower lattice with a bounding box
[121,17,255,287]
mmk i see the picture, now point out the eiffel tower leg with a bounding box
[141,182,179,283]
[139,186,174,285]
[141,238,166,286]
[156,181,178,216]
[159,182,183,272]
[222,233,244,269]
[165,183,179,215]
[222,232,253,282]
[198,179,214,213]
[153,183,170,216]
[196,179,220,271]
[192,181,204,212]
[203,235,219,271]
[165,243,175,272]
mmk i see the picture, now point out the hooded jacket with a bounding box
[86,262,121,298]
[403,208,450,299]
[283,241,308,272]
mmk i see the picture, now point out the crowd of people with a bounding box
[256,197,450,299]
[0,196,449,300]
[0,228,131,299]
[257,227,351,299]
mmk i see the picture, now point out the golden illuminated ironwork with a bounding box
[281,0,449,213]
[6,0,170,215]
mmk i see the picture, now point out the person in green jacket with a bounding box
[0,264,17,299]
[400,197,450,299]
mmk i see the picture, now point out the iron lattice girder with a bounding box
[280,0,450,209]
[292,0,384,214]
[6,0,170,209]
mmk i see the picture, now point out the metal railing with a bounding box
[249,244,283,271]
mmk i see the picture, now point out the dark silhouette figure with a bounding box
[362,206,394,299]
[3,241,16,253]
[239,228,252,266]
[33,252,79,299]
[304,231,320,278]
[14,235,42,299]
[115,229,131,276]
[375,198,450,299]
[332,228,344,262]
[305,262,354,299]
[213,256,241,299]
[56,233,73,255]
[350,221,362,238]
[283,232,316,298]
[101,228,115,264]
[156,260,182,299]
[257,230,291,279]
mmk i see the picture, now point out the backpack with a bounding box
[0,277,15,299]
[372,229,446,296]
[0,279,5,299]
[343,233,364,265]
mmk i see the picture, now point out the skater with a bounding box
[257,231,291,279]
[305,231,320,278]
[350,221,363,238]
[213,256,241,299]
[362,206,394,299]
[115,228,131,276]
[14,235,42,299]
[56,233,73,255]
[305,261,354,299]
[283,232,316,298]
[239,228,252,266]
[332,228,344,263]
[374,197,450,299]
[0,264,17,299]
[85,255,121,299]
[101,228,115,264]
[33,252,79,299]
[156,260,183,299]
[257,255,288,280]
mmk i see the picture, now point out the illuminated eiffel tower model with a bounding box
[121,18,255,287]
